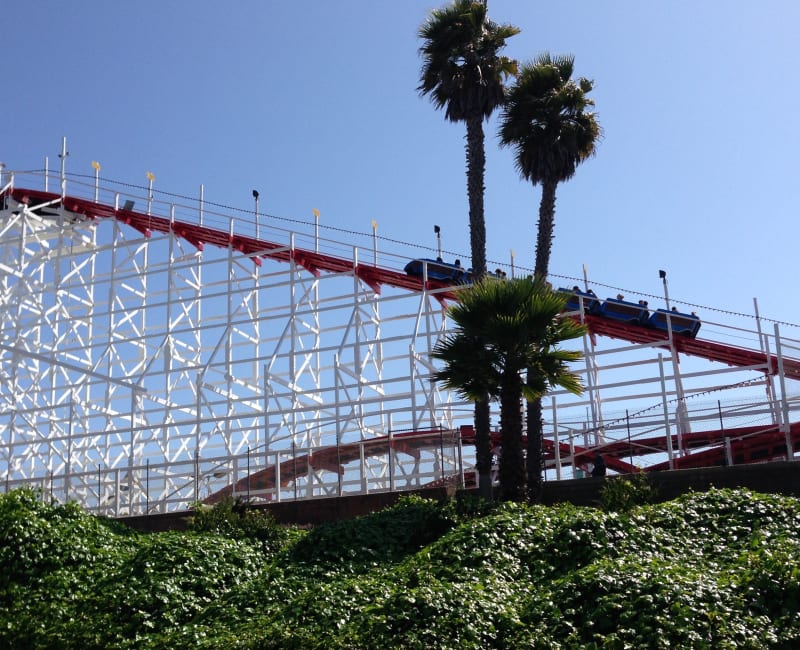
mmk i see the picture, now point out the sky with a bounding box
[3,0,800,333]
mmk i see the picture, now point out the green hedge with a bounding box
[1,488,799,648]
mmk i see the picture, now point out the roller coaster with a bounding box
[1,159,799,514]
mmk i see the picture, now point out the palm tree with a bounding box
[432,278,585,502]
[418,0,518,499]
[498,53,600,500]
[418,0,519,281]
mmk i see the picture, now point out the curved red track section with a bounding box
[207,420,800,502]
[204,428,452,504]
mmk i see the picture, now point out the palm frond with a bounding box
[433,277,585,403]
[418,0,520,122]
[498,53,602,186]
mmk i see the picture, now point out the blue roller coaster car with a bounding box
[648,308,701,337]
[405,259,509,284]
[404,258,469,283]
[558,287,601,314]
[598,297,650,325]
[407,267,702,338]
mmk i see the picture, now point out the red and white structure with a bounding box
[1,147,799,514]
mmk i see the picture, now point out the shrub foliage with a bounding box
[2,487,800,648]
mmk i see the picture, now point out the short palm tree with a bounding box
[432,278,585,502]
[498,53,600,499]
[418,0,518,499]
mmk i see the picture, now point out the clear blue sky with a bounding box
[4,0,799,330]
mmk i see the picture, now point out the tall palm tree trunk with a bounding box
[526,395,544,501]
[533,180,557,280]
[465,116,487,280]
[466,115,493,498]
[474,393,492,499]
[499,373,525,502]
[527,179,558,502]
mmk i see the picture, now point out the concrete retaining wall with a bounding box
[120,461,800,532]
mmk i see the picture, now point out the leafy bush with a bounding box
[286,493,486,572]
[0,489,263,648]
[600,471,658,512]
[3,487,800,648]
[0,488,133,594]
[189,496,302,554]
